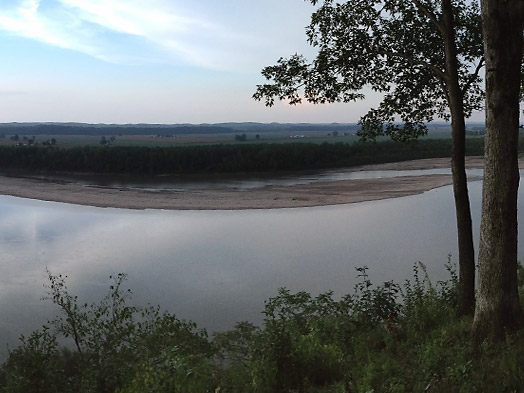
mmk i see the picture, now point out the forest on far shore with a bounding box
[0,138,491,176]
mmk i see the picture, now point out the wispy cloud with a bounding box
[0,0,111,60]
[0,0,256,69]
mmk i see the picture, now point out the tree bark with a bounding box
[449,101,476,316]
[442,0,476,315]
[473,0,524,341]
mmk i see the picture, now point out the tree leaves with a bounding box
[254,0,484,142]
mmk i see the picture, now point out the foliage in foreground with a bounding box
[2,261,524,393]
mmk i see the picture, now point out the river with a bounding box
[0,169,512,360]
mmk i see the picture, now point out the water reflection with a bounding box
[28,168,484,191]
[1,175,516,362]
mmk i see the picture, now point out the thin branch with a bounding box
[439,78,451,104]
[461,58,485,96]
[378,50,447,81]
[412,0,446,36]
[56,298,84,354]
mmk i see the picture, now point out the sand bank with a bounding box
[0,156,489,210]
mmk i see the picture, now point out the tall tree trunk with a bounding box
[442,0,476,315]
[473,0,524,341]
[450,102,476,316]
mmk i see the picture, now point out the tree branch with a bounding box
[461,58,485,96]
[378,50,447,81]
[439,78,451,105]
[57,299,84,354]
[412,0,447,36]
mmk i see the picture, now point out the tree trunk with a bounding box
[473,0,524,341]
[442,0,476,315]
[450,104,476,316]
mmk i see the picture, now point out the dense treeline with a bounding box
[0,138,488,175]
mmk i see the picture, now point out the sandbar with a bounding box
[0,156,491,210]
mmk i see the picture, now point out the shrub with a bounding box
[1,272,215,393]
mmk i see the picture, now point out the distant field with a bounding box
[0,129,455,148]
[0,132,362,147]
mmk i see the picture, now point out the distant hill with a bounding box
[0,122,362,136]
[0,122,484,137]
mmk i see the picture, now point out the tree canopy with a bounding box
[254,0,483,142]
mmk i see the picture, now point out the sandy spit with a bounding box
[0,156,490,210]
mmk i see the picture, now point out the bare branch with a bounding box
[461,58,485,96]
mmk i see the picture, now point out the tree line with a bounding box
[0,138,488,175]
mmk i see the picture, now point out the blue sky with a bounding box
[0,0,480,124]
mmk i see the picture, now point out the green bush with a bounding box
[1,272,214,393]
[5,261,524,392]
[2,328,65,393]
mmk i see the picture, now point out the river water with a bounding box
[0,168,515,359]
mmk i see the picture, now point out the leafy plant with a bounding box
[2,271,215,393]
[5,261,524,392]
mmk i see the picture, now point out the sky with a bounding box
[0,0,484,124]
